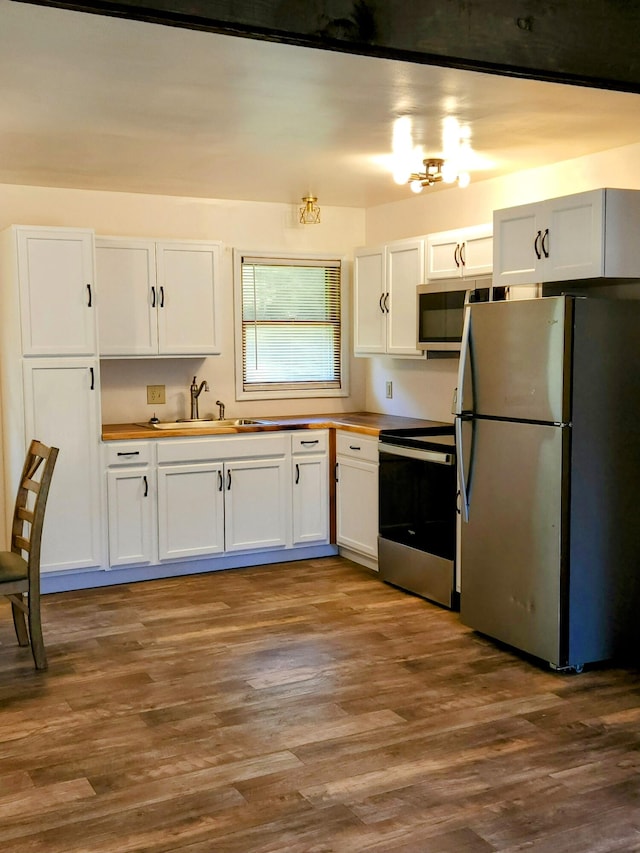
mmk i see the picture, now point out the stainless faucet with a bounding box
[189,376,209,419]
[215,400,225,420]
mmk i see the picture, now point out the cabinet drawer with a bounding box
[291,431,328,455]
[157,433,289,464]
[336,431,378,462]
[105,442,152,466]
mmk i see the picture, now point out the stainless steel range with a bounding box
[378,428,457,608]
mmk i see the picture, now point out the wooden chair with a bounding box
[0,440,59,670]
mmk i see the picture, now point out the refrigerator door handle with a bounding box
[455,302,472,416]
[455,416,470,522]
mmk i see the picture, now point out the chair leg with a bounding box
[27,597,48,671]
[11,595,30,647]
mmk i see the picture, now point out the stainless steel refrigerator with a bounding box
[455,294,640,671]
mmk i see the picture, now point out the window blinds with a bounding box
[240,256,342,392]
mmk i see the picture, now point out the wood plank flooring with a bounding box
[1,555,640,852]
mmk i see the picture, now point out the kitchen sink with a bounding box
[139,418,267,430]
[214,418,265,426]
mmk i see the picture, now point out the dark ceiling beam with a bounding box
[12,0,640,94]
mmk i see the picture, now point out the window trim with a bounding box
[233,249,349,401]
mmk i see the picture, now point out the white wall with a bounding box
[0,184,367,423]
[362,141,640,422]
[3,139,640,429]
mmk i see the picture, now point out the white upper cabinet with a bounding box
[493,189,640,286]
[156,242,220,356]
[353,246,387,354]
[427,224,493,280]
[16,227,97,356]
[354,238,424,357]
[96,237,221,356]
[95,239,158,356]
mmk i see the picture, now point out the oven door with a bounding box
[378,441,457,608]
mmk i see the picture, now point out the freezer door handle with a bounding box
[455,302,472,416]
[456,416,470,522]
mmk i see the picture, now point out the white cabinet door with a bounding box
[427,225,492,280]
[96,239,158,356]
[107,468,155,566]
[494,191,606,286]
[156,242,221,355]
[353,246,387,354]
[17,228,97,356]
[157,462,225,560]
[386,238,425,356]
[224,457,289,552]
[23,358,103,572]
[493,203,543,286]
[336,456,379,560]
[461,225,493,278]
[292,455,329,545]
[545,192,604,281]
[427,232,462,279]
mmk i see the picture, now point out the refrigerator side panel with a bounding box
[569,297,640,663]
[462,296,571,423]
[460,418,567,666]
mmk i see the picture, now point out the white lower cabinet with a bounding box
[223,457,289,552]
[291,431,329,545]
[103,429,339,573]
[157,461,225,560]
[24,359,103,572]
[105,442,155,566]
[335,430,379,566]
[157,455,289,560]
[106,433,293,568]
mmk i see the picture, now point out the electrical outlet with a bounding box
[385,380,393,399]
[147,384,165,405]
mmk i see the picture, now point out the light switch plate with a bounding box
[385,381,393,399]
[147,384,166,404]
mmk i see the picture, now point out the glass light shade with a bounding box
[392,163,412,185]
[458,171,471,188]
[441,161,458,184]
[410,180,424,194]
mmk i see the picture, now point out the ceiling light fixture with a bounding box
[409,158,470,193]
[299,195,320,224]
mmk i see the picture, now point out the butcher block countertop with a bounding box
[102,412,453,441]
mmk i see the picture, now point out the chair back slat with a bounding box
[14,535,31,553]
[10,441,59,579]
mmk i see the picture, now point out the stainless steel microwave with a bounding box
[416,280,495,352]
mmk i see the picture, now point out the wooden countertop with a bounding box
[102,412,453,441]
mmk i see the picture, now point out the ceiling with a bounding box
[2,0,640,209]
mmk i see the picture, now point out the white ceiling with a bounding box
[2,0,640,208]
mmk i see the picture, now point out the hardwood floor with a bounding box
[1,555,640,852]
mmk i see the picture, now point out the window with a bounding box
[234,252,347,400]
